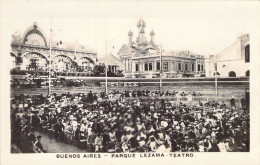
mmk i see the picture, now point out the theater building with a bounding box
[10,22,97,73]
[205,34,250,78]
[117,19,205,78]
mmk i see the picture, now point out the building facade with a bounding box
[205,34,250,78]
[10,22,97,73]
[117,19,205,78]
[99,54,124,74]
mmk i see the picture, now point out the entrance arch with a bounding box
[53,55,77,72]
[77,57,94,72]
[23,52,48,70]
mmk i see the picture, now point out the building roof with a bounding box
[99,54,124,66]
[117,43,133,56]
[11,22,96,55]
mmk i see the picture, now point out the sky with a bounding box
[1,0,259,59]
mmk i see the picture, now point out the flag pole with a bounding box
[105,40,108,94]
[105,17,108,94]
[160,44,162,95]
[48,14,53,96]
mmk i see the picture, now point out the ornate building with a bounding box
[117,19,205,78]
[205,34,250,78]
[10,22,97,73]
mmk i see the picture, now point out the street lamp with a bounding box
[159,44,164,94]
[214,63,218,98]
[48,28,62,95]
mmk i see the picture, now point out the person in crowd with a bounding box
[33,135,47,153]
[11,91,249,153]
[230,96,236,108]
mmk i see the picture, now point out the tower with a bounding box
[136,18,147,44]
[150,29,155,43]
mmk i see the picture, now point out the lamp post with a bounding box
[214,63,218,98]
[47,18,62,95]
[159,44,163,94]
[105,40,108,94]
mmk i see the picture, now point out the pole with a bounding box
[215,73,218,96]
[214,63,218,99]
[215,72,218,102]
[160,44,162,94]
[48,15,53,96]
[105,40,108,94]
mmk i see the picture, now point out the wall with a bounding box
[206,34,249,78]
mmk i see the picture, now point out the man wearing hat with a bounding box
[34,135,47,153]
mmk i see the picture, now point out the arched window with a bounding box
[246,70,250,77]
[245,45,250,63]
[213,71,220,76]
[229,71,236,77]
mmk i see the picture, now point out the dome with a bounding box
[137,18,146,28]
[128,30,133,36]
[150,30,155,36]
[140,27,145,33]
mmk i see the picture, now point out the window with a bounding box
[144,63,148,71]
[245,45,250,63]
[192,63,195,71]
[157,62,160,71]
[136,64,139,72]
[172,62,175,70]
[30,59,37,67]
[128,60,130,71]
[185,63,188,71]
[149,63,153,71]
[201,65,204,71]
[213,72,220,76]
[163,62,168,70]
[246,70,250,77]
[178,63,182,71]
[198,64,200,72]
[229,71,236,77]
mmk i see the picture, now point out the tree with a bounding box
[92,63,106,76]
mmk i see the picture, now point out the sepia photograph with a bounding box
[1,0,260,165]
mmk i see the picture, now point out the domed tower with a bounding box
[136,18,147,44]
[128,30,133,45]
[137,18,146,29]
[150,29,155,42]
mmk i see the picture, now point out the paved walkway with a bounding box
[34,131,88,153]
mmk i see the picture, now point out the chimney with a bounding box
[128,30,133,45]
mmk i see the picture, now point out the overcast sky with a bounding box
[1,0,259,58]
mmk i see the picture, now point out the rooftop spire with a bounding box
[128,30,133,36]
[150,29,155,36]
[137,18,146,29]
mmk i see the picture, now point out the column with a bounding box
[124,58,126,71]
[126,59,129,71]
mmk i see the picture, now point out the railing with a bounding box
[10,70,124,77]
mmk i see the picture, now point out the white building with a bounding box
[206,34,250,78]
[117,18,205,78]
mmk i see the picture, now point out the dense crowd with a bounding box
[11,91,249,153]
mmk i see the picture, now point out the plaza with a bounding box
[9,19,250,154]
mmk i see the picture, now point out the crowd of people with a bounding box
[11,91,249,153]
